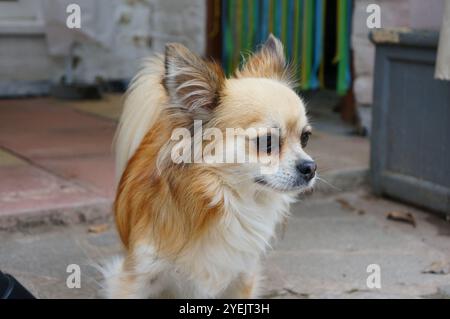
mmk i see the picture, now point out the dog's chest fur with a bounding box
[159,187,294,297]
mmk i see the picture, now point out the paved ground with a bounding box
[1,190,449,299]
[0,97,117,230]
[0,93,449,299]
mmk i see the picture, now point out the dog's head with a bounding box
[162,35,316,194]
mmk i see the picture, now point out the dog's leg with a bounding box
[221,269,262,299]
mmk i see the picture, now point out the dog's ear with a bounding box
[236,34,293,86]
[163,43,225,111]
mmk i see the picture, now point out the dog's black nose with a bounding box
[296,160,317,181]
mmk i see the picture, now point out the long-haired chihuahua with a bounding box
[102,35,316,298]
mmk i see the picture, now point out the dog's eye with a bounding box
[301,131,311,148]
[256,134,278,155]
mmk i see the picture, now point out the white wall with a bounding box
[352,0,445,107]
[68,0,206,84]
[0,0,206,95]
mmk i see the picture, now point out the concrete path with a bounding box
[1,190,449,299]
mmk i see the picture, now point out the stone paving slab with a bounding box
[37,154,116,198]
[63,94,124,121]
[0,149,26,166]
[0,147,112,229]
[0,109,115,160]
[0,160,103,217]
[0,191,449,299]
[0,98,116,224]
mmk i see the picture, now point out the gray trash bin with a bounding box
[370,29,450,216]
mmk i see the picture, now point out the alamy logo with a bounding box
[366,4,381,29]
[66,264,81,289]
[168,121,280,174]
[66,4,81,29]
[366,264,381,289]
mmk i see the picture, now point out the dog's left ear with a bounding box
[236,34,293,86]
[163,43,225,111]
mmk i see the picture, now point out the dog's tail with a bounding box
[95,255,124,299]
[114,56,168,182]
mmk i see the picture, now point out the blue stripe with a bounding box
[253,0,260,48]
[346,0,352,85]
[261,0,269,42]
[243,0,249,51]
[275,0,282,37]
[311,0,323,89]
[287,0,295,59]
[221,0,228,71]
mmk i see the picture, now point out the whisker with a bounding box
[315,176,341,191]
[316,167,334,173]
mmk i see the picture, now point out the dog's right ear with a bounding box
[163,43,225,111]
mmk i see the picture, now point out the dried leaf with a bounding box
[88,223,109,234]
[336,198,357,212]
[283,287,310,298]
[386,211,416,227]
[422,261,450,275]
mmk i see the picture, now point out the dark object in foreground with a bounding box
[51,83,102,100]
[0,271,35,299]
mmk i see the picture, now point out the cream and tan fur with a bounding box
[103,35,316,298]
